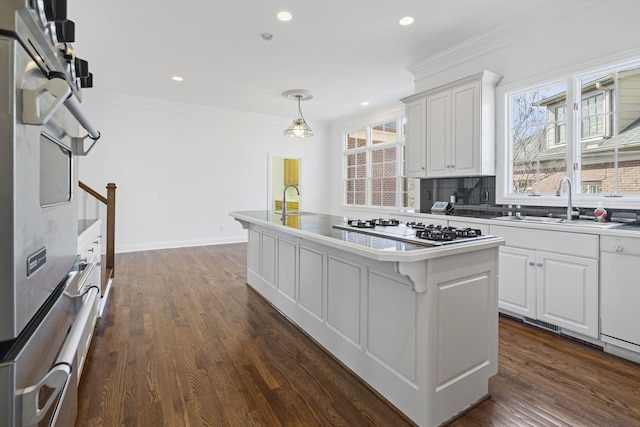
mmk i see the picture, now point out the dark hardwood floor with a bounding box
[76,244,640,426]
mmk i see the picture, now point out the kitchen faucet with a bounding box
[556,176,576,221]
[281,184,299,224]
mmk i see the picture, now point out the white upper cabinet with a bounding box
[404,97,427,176]
[402,70,501,178]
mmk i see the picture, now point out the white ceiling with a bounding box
[67,0,558,123]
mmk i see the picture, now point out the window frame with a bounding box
[342,116,409,210]
[497,56,640,210]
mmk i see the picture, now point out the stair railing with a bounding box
[78,181,117,277]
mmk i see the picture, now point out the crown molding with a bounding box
[407,0,615,84]
[82,90,327,128]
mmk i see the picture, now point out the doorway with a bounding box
[270,157,301,211]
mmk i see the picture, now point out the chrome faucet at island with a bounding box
[281,184,299,224]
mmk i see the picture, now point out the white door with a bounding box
[451,82,480,175]
[426,91,450,177]
[536,251,598,338]
[405,98,426,177]
[498,246,536,318]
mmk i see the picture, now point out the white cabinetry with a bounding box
[239,219,500,427]
[491,225,599,339]
[496,246,536,318]
[404,97,427,176]
[401,70,501,178]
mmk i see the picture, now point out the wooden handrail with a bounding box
[79,180,108,204]
[79,180,117,276]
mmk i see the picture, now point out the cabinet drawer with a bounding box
[600,235,640,256]
[490,225,598,259]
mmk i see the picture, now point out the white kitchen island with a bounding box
[230,211,504,427]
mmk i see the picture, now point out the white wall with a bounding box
[77,92,330,253]
[328,0,640,217]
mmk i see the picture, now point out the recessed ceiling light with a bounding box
[361,101,370,106]
[277,11,292,22]
[399,16,414,26]
[260,33,274,41]
[172,76,184,82]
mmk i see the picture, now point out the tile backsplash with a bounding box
[420,176,496,211]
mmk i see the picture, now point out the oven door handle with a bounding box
[20,364,71,426]
[19,286,99,426]
[56,286,99,369]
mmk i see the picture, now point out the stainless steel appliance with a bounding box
[1,1,100,425]
[334,218,496,247]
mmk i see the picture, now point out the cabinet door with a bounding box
[284,159,299,185]
[451,82,480,175]
[498,246,536,318]
[405,98,426,177]
[536,251,598,338]
[426,91,451,177]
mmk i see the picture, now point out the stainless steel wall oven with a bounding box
[0,1,101,426]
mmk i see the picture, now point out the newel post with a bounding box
[106,182,117,275]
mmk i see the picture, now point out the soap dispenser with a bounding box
[594,201,607,222]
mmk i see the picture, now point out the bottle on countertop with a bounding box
[594,201,607,222]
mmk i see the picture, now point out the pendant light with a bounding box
[283,89,313,138]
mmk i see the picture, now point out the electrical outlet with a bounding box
[219,225,225,231]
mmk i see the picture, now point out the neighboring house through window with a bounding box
[502,59,640,204]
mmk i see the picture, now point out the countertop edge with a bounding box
[230,211,505,263]
[393,211,640,237]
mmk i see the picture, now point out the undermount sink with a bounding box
[494,215,624,229]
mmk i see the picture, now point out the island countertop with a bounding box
[230,210,504,263]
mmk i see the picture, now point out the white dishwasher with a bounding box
[600,235,640,363]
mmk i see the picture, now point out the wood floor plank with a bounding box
[76,244,640,427]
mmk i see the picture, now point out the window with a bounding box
[581,92,607,139]
[508,83,568,195]
[345,129,367,205]
[555,105,566,145]
[343,117,413,208]
[503,60,640,204]
[578,67,639,197]
[581,181,602,194]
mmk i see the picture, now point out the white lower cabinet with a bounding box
[492,225,599,339]
[535,251,598,337]
[498,246,536,318]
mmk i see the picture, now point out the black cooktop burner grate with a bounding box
[341,219,489,245]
